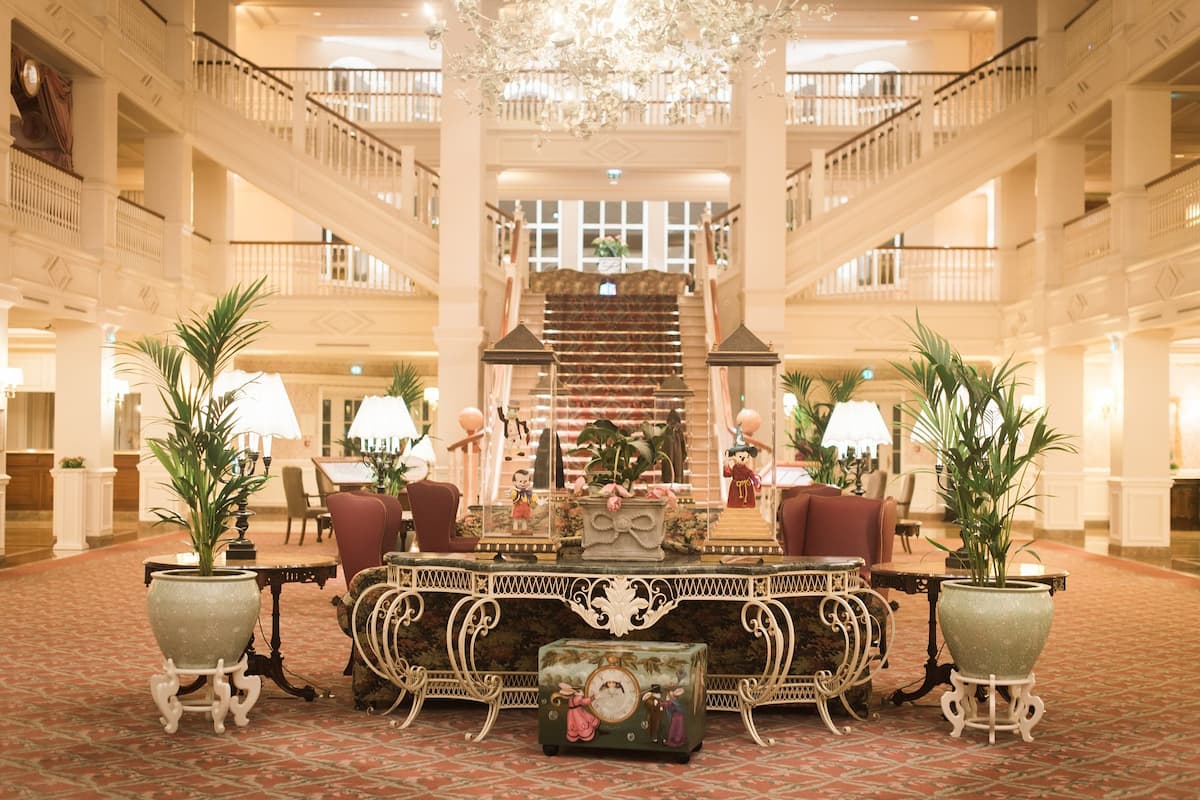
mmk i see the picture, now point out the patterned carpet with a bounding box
[2,523,1200,799]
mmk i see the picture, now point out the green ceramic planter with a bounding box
[146,568,261,670]
[937,579,1054,681]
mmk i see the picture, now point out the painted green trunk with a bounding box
[538,639,706,763]
[937,579,1054,681]
[146,568,261,670]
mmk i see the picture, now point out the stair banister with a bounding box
[447,431,485,510]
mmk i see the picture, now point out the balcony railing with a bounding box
[118,0,167,72]
[115,197,165,274]
[190,232,213,289]
[9,146,82,247]
[786,38,1038,228]
[797,247,997,302]
[1147,159,1200,249]
[1064,0,1113,71]
[194,34,440,230]
[268,68,443,125]
[231,241,423,296]
[784,71,960,127]
[1061,203,1112,283]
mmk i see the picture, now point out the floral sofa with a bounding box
[334,501,887,719]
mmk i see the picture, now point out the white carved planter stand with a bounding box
[149,656,261,734]
[940,670,1044,744]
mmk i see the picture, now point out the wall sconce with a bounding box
[607,168,622,185]
[0,367,24,398]
[110,378,131,406]
[1092,387,1116,420]
[782,392,798,418]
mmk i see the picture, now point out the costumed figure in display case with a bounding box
[497,404,530,461]
[510,468,536,532]
[723,427,761,509]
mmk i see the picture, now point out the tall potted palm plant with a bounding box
[120,280,272,670]
[780,369,865,487]
[894,317,1075,680]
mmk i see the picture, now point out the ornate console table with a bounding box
[351,553,891,746]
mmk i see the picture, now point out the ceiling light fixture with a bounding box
[425,1,834,139]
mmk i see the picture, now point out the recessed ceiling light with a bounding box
[313,10,322,16]
[401,11,409,16]
[909,15,920,22]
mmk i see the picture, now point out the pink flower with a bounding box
[646,485,678,509]
[571,476,588,496]
[606,494,622,512]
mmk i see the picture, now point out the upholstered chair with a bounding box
[779,493,896,583]
[327,491,388,675]
[406,479,477,553]
[282,466,329,545]
[372,491,406,554]
[889,473,916,519]
[861,470,889,500]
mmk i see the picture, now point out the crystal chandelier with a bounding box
[425,1,833,138]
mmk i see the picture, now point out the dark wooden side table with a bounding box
[144,552,339,701]
[870,561,1068,705]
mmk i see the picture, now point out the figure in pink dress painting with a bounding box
[552,683,601,743]
[663,686,687,747]
[723,430,761,509]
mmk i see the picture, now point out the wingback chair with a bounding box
[282,466,329,545]
[780,493,896,582]
[372,491,406,554]
[327,491,389,675]
[406,479,477,553]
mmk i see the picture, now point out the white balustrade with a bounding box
[784,71,958,127]
[787,39,1037,231]
[116,198,165,275]
[269,68,443,124]
[9,147,82,247]
[118,0,167,72]
[799,247,997,302]
[190,232,213,290]
[1061,204,1112,283]
[1147,160,1200,250]
[231,242,421,297]
[1064,0,1113,71]
[193,35,440,233]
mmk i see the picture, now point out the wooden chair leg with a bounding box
[284,517,292,544]
[299,517,307,547]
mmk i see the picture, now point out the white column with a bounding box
[160,0,194,83]
[133,365,180,523]
[52,321,117,551]
[735,36,787,421]
[1037,346,1085,534]
[434,10,486,457]
[1108,85,1171,288]
[73,77,120,265]
[995,162,1035,304]
[1033,138,1084,292]
[193,158,231,294]
[1108,330,1173,553]
[0,303,12,565]
[144,133,193,282]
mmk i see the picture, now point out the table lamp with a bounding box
[348,395,419,494]
[821,400,891,496]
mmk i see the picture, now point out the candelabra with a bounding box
[835,449,878,496]
[934,462,971,569]
[348,395,419,495]
[821,401,891,496]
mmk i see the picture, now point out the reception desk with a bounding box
[349,552,891,746]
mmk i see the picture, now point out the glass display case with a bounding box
[703,324,782,561]
[476,323,563,561]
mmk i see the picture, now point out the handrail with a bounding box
[786,101,920,179]
[194,32,293,91]
[117,195,166,220]
[1145,158,1200,189]
[709,203,741,227]
[931,35,1037,95]
[137,0,166,24]
[263,66,437,75]
[1062,202,1111,229]
[13,145,84,180]
[1064,0,1103,30]
[447,431,486,452]
[192,231,212,242]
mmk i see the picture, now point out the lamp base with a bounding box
[944,548,971,569]
[226,539,257,561]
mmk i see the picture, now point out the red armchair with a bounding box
[327,491,389,675]
[780,493,896,582]
[406,479,477,553]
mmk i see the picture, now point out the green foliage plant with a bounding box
[780,368,866,486]
[116,279,272,576]
[572,418,670,492]
[59,456,86,468]
[892,315,1075,587]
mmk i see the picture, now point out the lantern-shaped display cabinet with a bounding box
[703,325,782,561]
[476,323,563,561]
[653,374,694,496]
